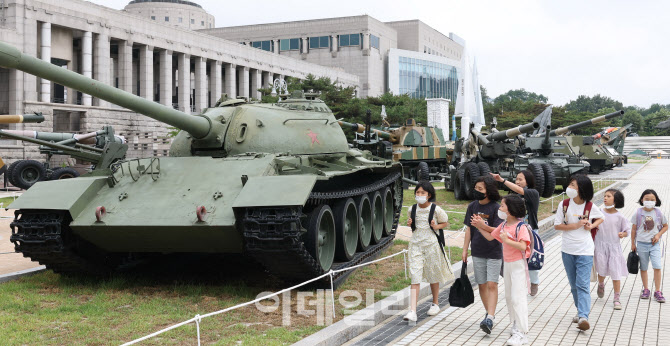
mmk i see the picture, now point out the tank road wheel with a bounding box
[527,163,545,197]
[477,162,491,177]
[306,204,337,272]
[382,187,394,236]
[541,163,556,198]
[417,161,430,182]
[370,191,384,244]
[50,167,80,180]
[463,162,481,200]
[333,198,359,261]
[11,160,46,190]
[356,194,373,251]
[453,167,467,200]
[6,160,21,187]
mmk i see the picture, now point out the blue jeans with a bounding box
[562,252,593,319]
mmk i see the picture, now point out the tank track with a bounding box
[9,210,107,274]
[242,172,403,287]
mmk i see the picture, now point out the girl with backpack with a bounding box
[477,194,532,346]
[554,175,604,331]
[631,189,668,303]
[594,189,629,310]
[403,181,452,323]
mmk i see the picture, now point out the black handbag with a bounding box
[627,251,639,274]
[448,261,474,308]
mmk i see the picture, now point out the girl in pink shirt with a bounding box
[479,194,532,345]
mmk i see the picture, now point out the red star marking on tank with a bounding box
[307,130,320,145]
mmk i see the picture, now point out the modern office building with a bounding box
[201,16,465,99]
[0,0,358,163]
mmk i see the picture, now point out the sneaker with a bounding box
[506,332,528,345]
[427,303,440,316]
[509,321,520,336]
[480,316,493,334]
[614,301,622,310]
[403,310,417,322]
[577,317,590,331]
[530,283,539,296]
[654,291,666,303]
[597,282,605,298]
[572,315,579,323]
[641,289,651,299]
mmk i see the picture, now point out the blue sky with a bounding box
[89,0,669,108]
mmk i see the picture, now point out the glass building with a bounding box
[388,49,461,101]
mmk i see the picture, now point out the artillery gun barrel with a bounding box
[337,120,394,141]
[0,42,210,139]
[0,113,45,124]
[544,125,552,141]
[470,129,490,145]
[550,110,624,136]
[486,121,539,142]
[0,130,123,146]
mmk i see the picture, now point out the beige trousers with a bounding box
[504,259,529,333]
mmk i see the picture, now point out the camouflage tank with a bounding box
[338,117,451,182]
[563,135,616,173]
[0,42,403,285]
[595,124,632,165]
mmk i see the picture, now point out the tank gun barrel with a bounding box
[487,121,539,142]
[0,113,45,124]
[550,110,624,136]
[0,42,210,139]
[337,120,395,141]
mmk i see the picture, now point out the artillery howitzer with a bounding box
[0,124,126,189]
[338,114,450,183]
[595,123,633,164]
[0,113,45,188]
[517,109,624,192]
[0,41,402,286]
[446,119,540,200]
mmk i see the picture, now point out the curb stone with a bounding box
[0,266,45,284]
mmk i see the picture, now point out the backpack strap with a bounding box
[514,221,532,259]
[562,199,570,225]
[583,201,599,240]
[410,204,417,232]
[428,203,437,230]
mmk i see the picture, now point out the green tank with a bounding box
[0,42,403,285]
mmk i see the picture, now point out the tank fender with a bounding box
[232,175,317,208]
[8,176,108,217]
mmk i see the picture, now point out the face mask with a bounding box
[473,190,487,201]
[566,187,579,199]
[604,205,616,209]
[644,201,656,209]
[497,210,508,220]
[415,196,428,204]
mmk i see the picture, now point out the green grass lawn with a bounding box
[0,196,16,208]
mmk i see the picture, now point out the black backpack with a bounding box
[410,204,446,257]
[448,261,474,308]
[627,250,640,274]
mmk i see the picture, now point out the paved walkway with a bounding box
[351,160,668,345]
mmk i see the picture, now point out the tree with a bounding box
[564,94,624,113]
[619,109,644,134]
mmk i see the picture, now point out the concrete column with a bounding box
[177,53,191,113]
[94,33,111,107]
[81,31,93,106]
[301,37,308,54]
[237,66,249,99]
[250,69,261,100]
[159,50,173,107]
[224,63,236,99]
[273,39,279,54]
[209,60,222,105]
[262,71,272,89]
[139,45,154,100]
[363,33,370,50]
[23,17,38,102]
[118,40,133,93]
[331,35,337,52]
[194,57,207,113]
[40,22,51,103]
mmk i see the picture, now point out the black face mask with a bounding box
[473,190,487,201]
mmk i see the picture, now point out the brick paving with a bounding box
[356,160,668,345]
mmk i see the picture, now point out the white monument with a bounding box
[426,98,450,140]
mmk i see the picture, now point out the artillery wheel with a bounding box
[333,198,359,261]
[463,162,481,200]
[6,160,21,187]
[306,204,337,272]
[528,163,545,197]
[11,160,46,190]
[50,167,80,180]
[540,163,556,198]
[477,162,491,177]
[356,194,373,251]
[370,191,384,244]
[382,187,394,236]
[417,161,430,182]
[453,167,467,200]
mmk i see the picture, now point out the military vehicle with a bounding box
[0,41,402,286]
[595,124,632,165]
[0,113,45,188]
[338,115,450,182]
[0,126,126,189]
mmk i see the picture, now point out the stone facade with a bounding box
[124,0,215,31]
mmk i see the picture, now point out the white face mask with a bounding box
[415,195,428,204]
[644,200,656,209]
[566,187,579,199]
[604,205,616,209]
[497,210,508,220]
